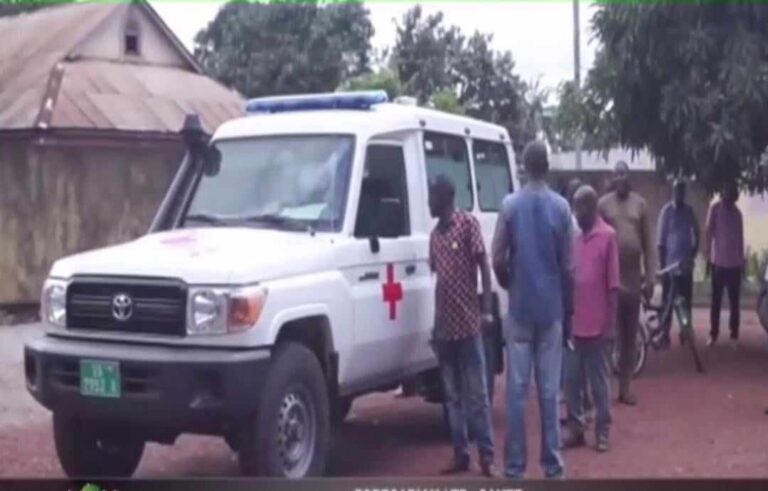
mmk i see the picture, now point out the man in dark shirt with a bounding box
[429,175,497,477]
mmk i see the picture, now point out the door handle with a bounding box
[358,271,380,282]
[405,264,417,276]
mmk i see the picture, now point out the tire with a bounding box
[53,414,144,477]
[239,343,330,478]
[332,397,353,426]
[676,301,705,374]
[757,291,768,335]
[682,321,705,374]
[689,336,705,374]
[611,323,648,378]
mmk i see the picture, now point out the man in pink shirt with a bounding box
[563,186,620,453]
[705,182,745,346]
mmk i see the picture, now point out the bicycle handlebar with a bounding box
[656,262,682,278]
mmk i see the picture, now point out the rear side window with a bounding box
[473,140,512,211]
[424,132,472,210]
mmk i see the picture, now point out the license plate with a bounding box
[80,360,121,398]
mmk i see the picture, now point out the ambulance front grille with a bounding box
[66,277,187,336]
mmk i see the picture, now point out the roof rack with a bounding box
[246,91,389,114]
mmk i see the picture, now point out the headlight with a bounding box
[41,278,67,327]
[187,286,267,336]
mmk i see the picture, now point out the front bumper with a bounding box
[25,334,271,431]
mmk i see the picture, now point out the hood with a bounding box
[50,228,341,284]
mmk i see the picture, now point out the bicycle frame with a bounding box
[646,273,692,343]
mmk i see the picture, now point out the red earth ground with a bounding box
[1,310,767,478]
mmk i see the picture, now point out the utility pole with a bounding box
[573,0,583,170]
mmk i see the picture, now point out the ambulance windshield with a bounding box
[184,135,354,232]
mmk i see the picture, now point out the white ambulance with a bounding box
[24,91,517,478]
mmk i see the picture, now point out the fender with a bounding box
[268,304,334,351]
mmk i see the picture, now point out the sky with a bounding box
[151,1,598,92]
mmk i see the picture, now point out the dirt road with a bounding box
[2,311,768,478]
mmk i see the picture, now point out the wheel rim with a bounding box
[276,386,316,478]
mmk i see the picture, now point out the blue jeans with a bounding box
[565,336,612,438]
[435,334,495,464]
[504,320,564,478]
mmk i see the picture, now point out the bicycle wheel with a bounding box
[633,323,648,377]
[611,323,648,378]
[676,301,704,373]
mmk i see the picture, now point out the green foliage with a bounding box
[584,2,768,192]
[746,247,768,283]
[194,1,373,98]
[455,32,528,148]
[430,89,464,115]
[339,68,401,100]
[388,6,529,150]
[0,0,68,17]
[390,5,463,105]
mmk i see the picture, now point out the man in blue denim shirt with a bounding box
[656,179,700,346]
[492,141,573,479]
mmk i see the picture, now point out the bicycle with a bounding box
[612,261,705,376]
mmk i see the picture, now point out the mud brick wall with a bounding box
[0,137,182,304]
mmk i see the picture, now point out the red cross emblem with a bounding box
[382,263,403,320]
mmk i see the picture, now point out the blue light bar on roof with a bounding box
[246,91,389,114]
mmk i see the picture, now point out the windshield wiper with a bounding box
[184,213,228,226]
[240,214,310,231]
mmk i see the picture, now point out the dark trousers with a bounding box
[617,291,640,397]
[661,272,693,333]
[435,334,495,465]
[710,266,742,339]
[565,336,612,438]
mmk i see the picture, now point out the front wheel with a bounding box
[239,343,330,477]
[676,301,705,374]
[53,414,144,477]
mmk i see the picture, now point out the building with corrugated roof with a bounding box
[0,1,243,305]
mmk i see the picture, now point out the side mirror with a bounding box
[368,235,380,254]
[203,145,221,177]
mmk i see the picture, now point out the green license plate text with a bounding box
[80,360,121,398]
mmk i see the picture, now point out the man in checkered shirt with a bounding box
[429,175,497,477]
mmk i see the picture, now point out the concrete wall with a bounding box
[0,137,182,304]
[549,169,710,256]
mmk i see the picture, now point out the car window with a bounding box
[354,144,410,238]
[473,139,513,211]
[424,132,473,210]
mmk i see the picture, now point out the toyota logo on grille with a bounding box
[112,293,133,321]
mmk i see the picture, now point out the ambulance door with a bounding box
[345,141,426,387]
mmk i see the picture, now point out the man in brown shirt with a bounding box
[598,161,655,406]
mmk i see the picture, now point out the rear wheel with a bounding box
[53,414,144,477]
[239,343,330,477]
[611,323,648,378]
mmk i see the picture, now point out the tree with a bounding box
[194,1,374,98]
[584,2,768,192]
[339,68,401,100]
[390,5,463,104]
[388,8,529,148]
[0,0,67,17]
[430,89,464,115]
[453,31,527,140]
